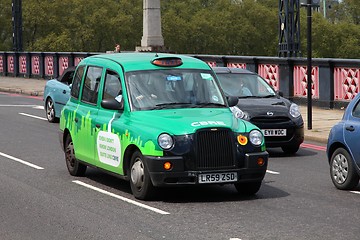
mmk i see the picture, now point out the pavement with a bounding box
[0,76,345,144]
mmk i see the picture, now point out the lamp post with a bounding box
[301,0,319,130]
[12,0,23,52]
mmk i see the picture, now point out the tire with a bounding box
[281,144,300,154]
[129,151,155,200]
[234,181,262,195]
[46,98,59,123]
[65,135,87,176]
[330,148,359,190]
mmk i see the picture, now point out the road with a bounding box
[0,92,359,240]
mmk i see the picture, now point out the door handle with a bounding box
[345,125,355,132]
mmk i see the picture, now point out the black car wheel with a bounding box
[281,144,300,154]
[46,98,59,123]
[330,148,359,190]
[129,151,155,200]
[234,181,262,195]
[65,135,87,176]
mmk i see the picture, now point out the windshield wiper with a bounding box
[152,102,194,109]
[196,102,227,108]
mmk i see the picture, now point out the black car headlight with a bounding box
[290,103,301,118]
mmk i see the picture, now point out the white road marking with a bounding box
[0,104,39,107]
[0,151,44,170]
[19,112,47,121]
[266,170,280,175]
[72,180,170,215]
[33,105,44,110]
[230,238,242,240]
[350,191,360,195]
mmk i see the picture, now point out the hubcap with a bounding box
[47,100,54,120]
[131,158,145,189]
[332,153,348,184]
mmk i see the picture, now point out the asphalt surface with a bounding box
[0,75,345,144]
[0,93,359,240]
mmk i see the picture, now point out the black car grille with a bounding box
[251,116,291,125]
[250,116,295,142]
[195,128,235,170]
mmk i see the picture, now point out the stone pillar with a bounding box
[136,0,165,52]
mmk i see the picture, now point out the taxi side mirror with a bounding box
[227,96,239,107]
[101,98,124,110]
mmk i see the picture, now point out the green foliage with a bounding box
[0,0,359,58]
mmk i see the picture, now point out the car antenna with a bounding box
[155,53,159,57]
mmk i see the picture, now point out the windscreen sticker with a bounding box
[200,73,213,80]
[97,113,122,167]
[166,75,182,81]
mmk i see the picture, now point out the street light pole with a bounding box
[306,0,312,130]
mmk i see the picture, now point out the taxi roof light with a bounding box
[152,57,183,67]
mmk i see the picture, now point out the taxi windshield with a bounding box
[126,69,226,110]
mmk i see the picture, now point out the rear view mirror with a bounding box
[101,98,123,110]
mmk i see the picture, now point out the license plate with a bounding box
[198,172,237,184]
[262,129,287,136]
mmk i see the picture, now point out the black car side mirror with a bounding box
[227,96,239,107]
[276,90,284,97]
[101,98,124,110]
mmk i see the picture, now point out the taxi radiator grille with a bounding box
[195,129,235,170]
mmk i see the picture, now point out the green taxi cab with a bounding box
[59,52,268,200]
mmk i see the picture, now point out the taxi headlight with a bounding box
[290,103,301,118]
[158,133,173,150]
[249,130,263,146]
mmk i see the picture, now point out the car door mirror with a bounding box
[69,84,72,89]
[227,96,239,107]
[101,98,123,110]
[276,90,284,97]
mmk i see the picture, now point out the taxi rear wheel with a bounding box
[234,181,262,195]
[330,148,359,190]
[129,151,155,200]
[65,135,86,176]
[46,98,59,123]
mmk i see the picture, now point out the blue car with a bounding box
[43,66,74,122]
[327,94,360,190]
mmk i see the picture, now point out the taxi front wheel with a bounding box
[129,151,155,200]
[65,135,87,176]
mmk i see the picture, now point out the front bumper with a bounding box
[264,125,304,148]
[143,151,268,187]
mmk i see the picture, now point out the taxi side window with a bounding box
[71,66,84,99]
[81,66,103,104]
[103,70,121,100]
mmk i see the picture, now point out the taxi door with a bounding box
[93,69,125,174]
[72,65,103,165]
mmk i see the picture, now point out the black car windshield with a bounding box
[126,69,226,110]
[216,73,276,98]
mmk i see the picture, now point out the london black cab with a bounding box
[59,53,269,200]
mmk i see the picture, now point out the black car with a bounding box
[213,67,304,154]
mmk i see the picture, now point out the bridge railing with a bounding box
[1,51,359,109]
